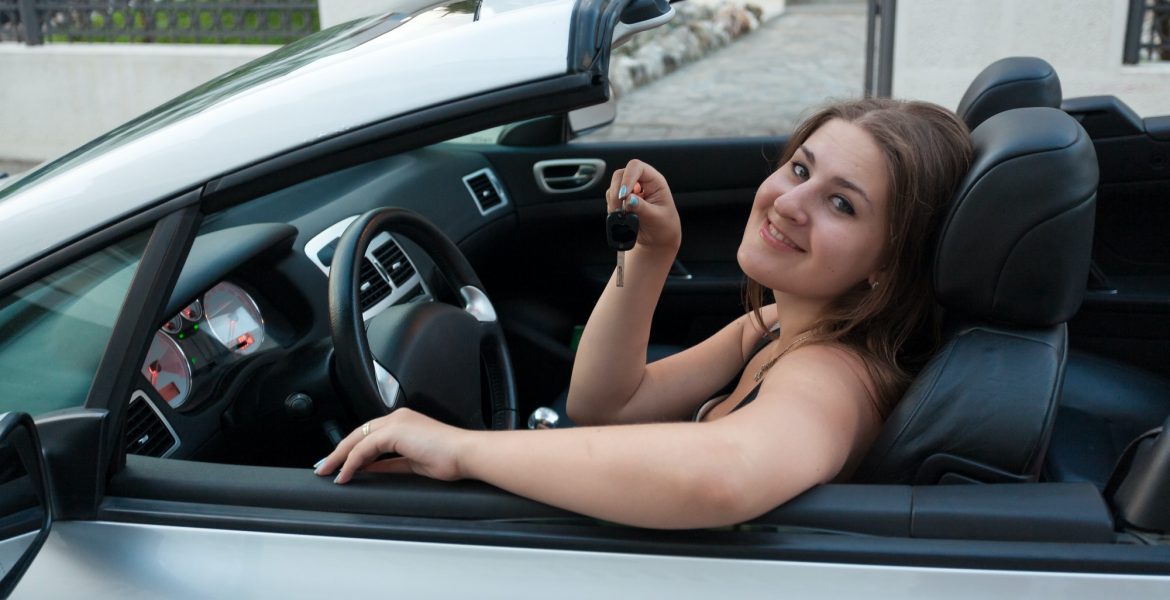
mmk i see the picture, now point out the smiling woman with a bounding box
[4,0,1170,594]
[316,98,974,529]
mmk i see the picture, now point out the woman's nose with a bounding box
[773,183,811,225]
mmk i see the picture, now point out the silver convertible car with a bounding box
[2,0,1169,596]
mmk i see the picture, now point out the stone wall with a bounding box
[609,1,767,96]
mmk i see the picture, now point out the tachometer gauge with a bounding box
[181,299,204,322]
[141,331,192,408]
[161,314,184,335]
[204,282,266,355]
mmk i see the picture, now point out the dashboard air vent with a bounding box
[125,395,178,458]
[372,239,416,287]
[359,257,392,311]
[463,169,507,215]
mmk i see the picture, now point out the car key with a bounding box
[606,204,639,287]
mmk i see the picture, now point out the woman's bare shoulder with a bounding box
[737,304,780,357]
[769,342,882,421]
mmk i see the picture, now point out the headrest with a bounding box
[934,107,1097,327]
[957,57,1062,130]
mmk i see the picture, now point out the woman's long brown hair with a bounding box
[744,99,972,417]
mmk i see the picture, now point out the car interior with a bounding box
[14,46,1170,573]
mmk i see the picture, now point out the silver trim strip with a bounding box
[533,158,606,194]
[462,168,510,215]
[302,216,428,322]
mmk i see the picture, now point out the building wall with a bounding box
[0,44,274,162]
[0,0,401,162]
[893,0,1169,118]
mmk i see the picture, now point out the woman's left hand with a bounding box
[313,408,470,484]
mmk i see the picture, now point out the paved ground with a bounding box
[581,1,866,142]
[0,2,864,177]
[0,159,37,179]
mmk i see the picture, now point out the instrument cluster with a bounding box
[141,281,268,409]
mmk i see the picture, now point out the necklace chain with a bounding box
[752,332,812,383]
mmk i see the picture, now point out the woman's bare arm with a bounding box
[320,344,880,529]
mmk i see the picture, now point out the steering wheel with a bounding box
[328,208,518,430]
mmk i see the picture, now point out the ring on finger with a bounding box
[362,422,370,437]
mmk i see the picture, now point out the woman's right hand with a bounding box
[607,160,681,254]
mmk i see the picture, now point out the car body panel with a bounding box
[0,0,576,277]
[12,521,1170,598]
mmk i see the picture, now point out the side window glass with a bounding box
[0,230,150,415]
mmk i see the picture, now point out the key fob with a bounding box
[606,210,639,251]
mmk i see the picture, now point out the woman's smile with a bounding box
[759,219,806,253]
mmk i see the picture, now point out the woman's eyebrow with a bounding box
[832,176,872,207]
[799,145,872,208]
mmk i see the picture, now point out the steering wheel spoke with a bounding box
[372,359,402,411]
[459,285,497,323]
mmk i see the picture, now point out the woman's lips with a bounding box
[759,220,806,252]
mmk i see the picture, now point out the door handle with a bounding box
[534,159,606,194]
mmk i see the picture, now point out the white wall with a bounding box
[319,0,404,27]
[0,0,414,163]
[0,44,273,161]
[893,0,1170,118]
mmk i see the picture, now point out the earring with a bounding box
[869,280,880,289]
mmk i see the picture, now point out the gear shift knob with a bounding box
[527,406,560,430]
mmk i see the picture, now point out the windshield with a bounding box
[0,230,149,414]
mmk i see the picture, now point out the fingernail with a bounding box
[618,185,627,198]
[628,195,639,208]
[313,458,327,473]
[334,474,344,484]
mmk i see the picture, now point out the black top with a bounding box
[692,334,773,422]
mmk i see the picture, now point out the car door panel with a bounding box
[466,137,782,408]
[480,137,783,334]
[1065,99,1170,379]
[19,518,1168,599]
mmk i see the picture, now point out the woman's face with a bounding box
[737,118,892,303]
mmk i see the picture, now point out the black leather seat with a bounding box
[853,107,1098,484]
[956,56,1062,129]
[957,60,1170,488]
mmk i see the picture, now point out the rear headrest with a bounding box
[957,57,1062,130]
[934,107,1097,327]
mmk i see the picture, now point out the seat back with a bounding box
[957,56,1062,130]
[854,107,1098,485]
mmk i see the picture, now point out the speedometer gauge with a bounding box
[161,314,183,334]
[141,331,192,408]
[181,299,204,322]
[204,282,266,355]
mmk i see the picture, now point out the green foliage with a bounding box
[46,1,322,45]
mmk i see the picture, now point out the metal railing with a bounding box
[864,0,895,98]
[1124,0,1170,64]
[0,0,319,45]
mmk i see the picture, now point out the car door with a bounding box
[453,129,784,406]
[1064,96,1170,379]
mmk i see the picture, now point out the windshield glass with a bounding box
[0,230,150,415]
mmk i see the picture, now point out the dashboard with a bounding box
[128,146,508,464]
[142,281,269,410]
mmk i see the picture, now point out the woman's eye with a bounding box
[791,162,809,179]
[831,195,856,216]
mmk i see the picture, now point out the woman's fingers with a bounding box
[314,414,389,476]
[333,433,390,484]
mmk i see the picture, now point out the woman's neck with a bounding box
[769,289,830,341]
